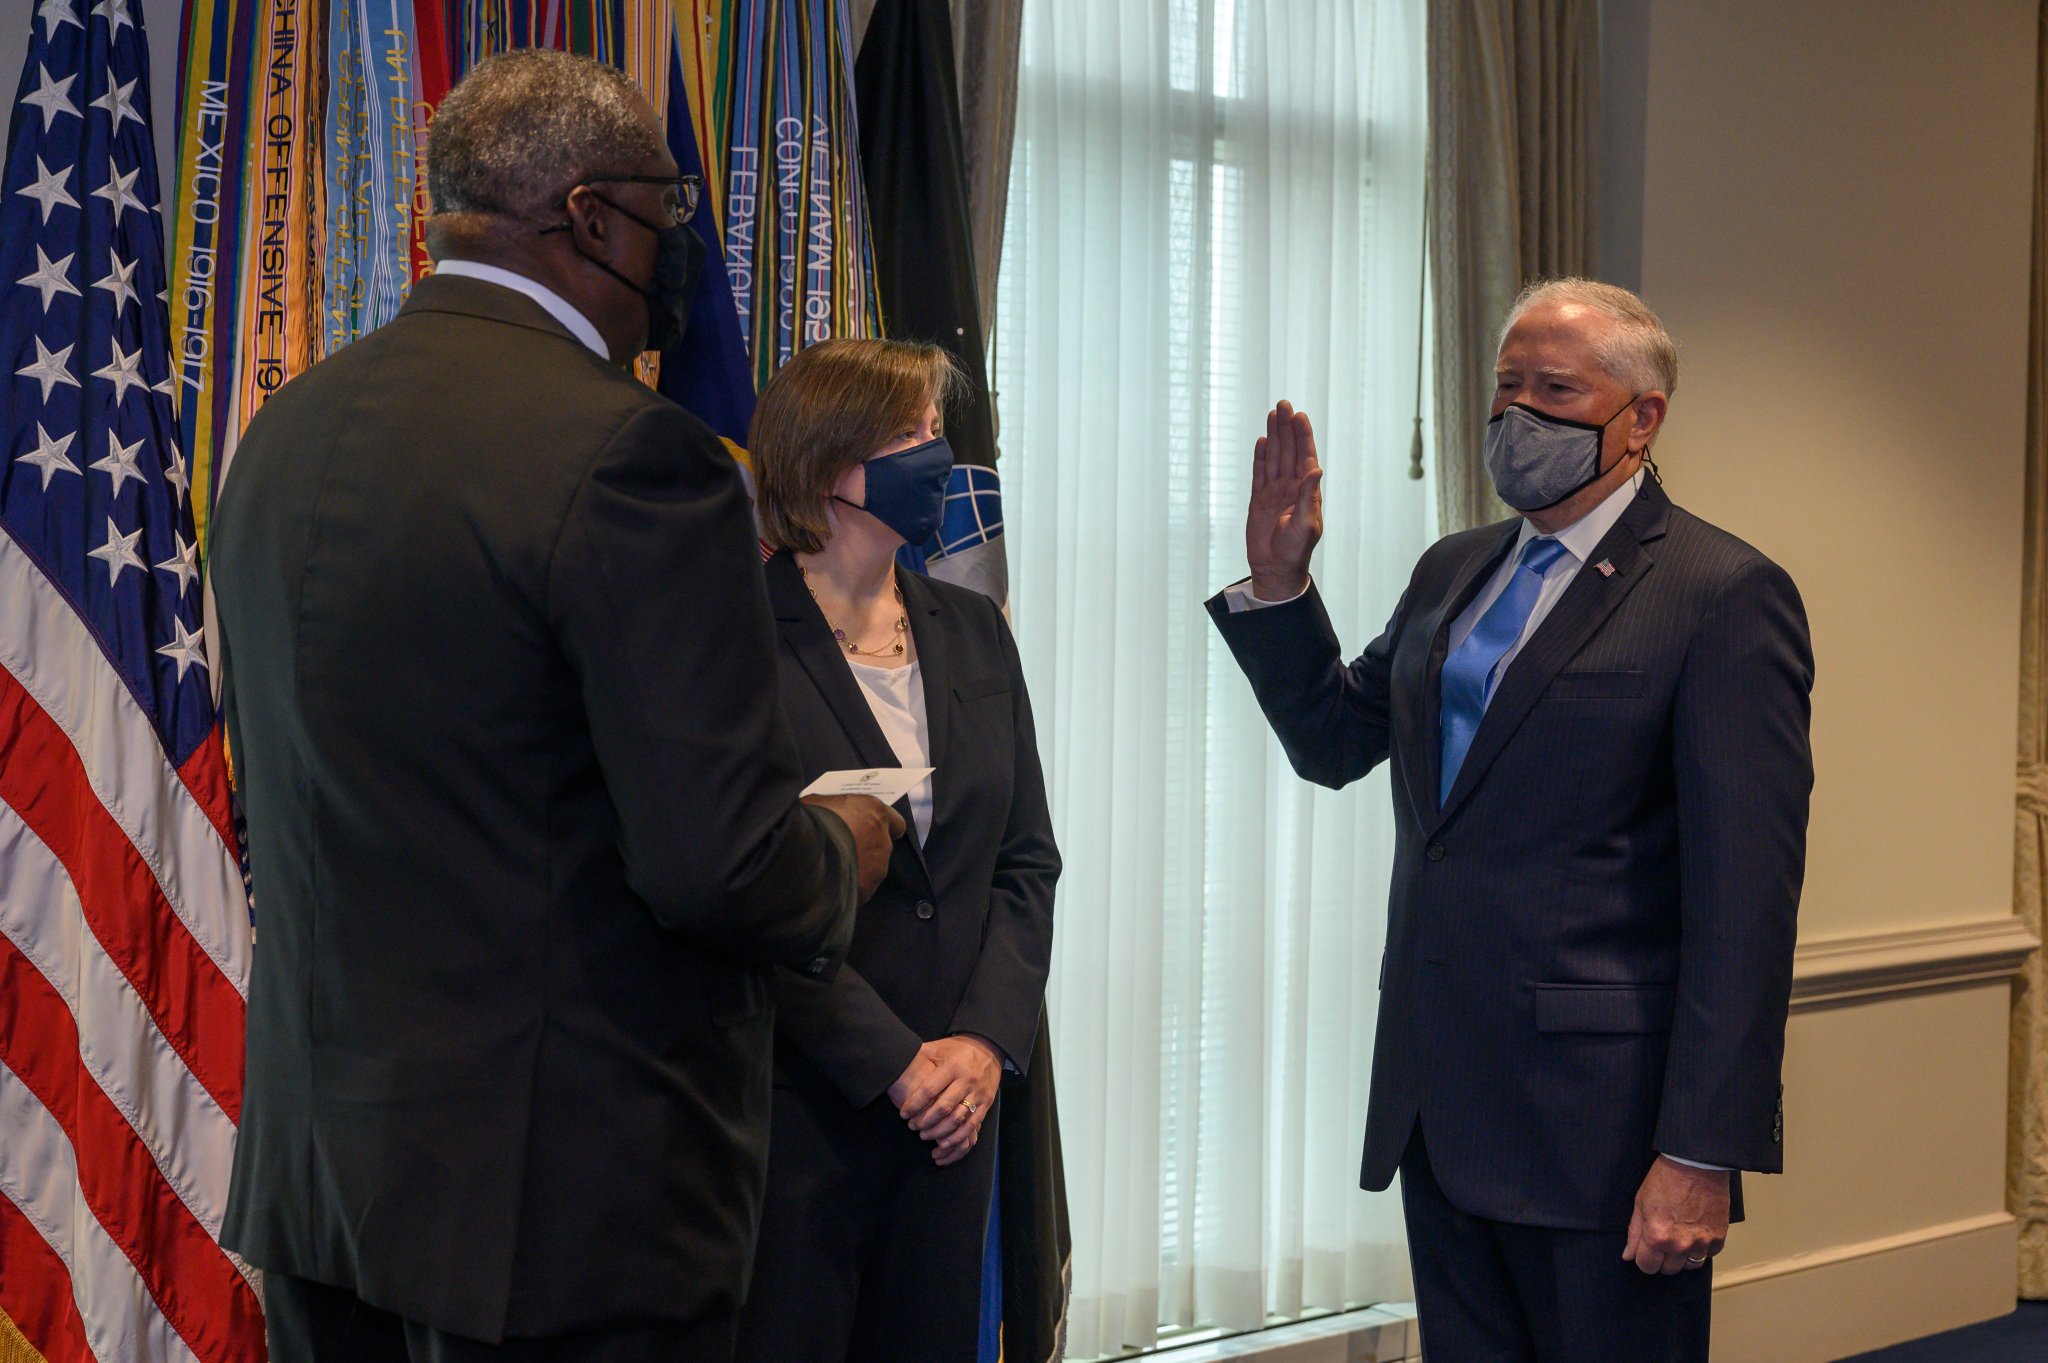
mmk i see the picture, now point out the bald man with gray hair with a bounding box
[1209,279,1813,1359]
[211,48,901,1363]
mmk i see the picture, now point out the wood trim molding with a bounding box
[1712,1211,2014,1291]
[1791,915,2039,1008]
[1709,1213,2017,1363]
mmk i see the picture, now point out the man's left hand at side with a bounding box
[1623,1156,1730,1275]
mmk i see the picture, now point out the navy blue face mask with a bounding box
[835,436,954,546]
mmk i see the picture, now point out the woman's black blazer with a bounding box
[762,551,1061,1105]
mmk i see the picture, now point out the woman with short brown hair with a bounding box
[734,338,1061,1363]
[751,337,964,554]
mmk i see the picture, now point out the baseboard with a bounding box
[1710,1212,2018,1362]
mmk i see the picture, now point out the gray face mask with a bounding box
[1483,396,1639,513]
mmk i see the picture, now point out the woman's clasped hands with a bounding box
[889,1035,1003,1166]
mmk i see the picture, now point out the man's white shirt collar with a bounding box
[1516,468,1645,565]
[431,260,610,361]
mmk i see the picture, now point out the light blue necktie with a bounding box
[1438,537,1569,804]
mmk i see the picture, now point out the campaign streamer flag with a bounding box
[166,0,256,555]
[227,0,324,494]
[323,0,421,349]
[0,1,263,1362]
[722,0,886,388]
[446,0,668,88]
[855,0,1008,606]
[676,0,734,229]
[409,0,451,281]
[623,0,672,127]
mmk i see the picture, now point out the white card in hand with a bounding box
[801,767,933,802]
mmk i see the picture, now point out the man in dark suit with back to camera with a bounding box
[1209,279,1813,1360]
[210,49,903,1363]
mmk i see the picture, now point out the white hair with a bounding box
[1500,277,1680,396]
[426,49,661,230]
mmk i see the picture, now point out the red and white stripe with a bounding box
[0,527,265,1362]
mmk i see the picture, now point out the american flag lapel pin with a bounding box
[1595,559,1617,577]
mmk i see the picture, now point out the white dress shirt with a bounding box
[846,658,934,848]
[430,260,610,361]
[1225,471,1727,1173]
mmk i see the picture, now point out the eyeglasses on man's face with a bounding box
[577,173,703,227]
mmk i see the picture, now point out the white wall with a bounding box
[1602,1,2038,1357]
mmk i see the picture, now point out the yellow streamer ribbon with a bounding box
[234,0,328,443]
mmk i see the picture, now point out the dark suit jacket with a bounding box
[1207,478,1813,1231]
[762,552,1060,1106]
[210,274,860,1341]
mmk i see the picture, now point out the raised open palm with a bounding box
[1244,400,1324,600]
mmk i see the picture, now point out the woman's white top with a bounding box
[845,658,934,846]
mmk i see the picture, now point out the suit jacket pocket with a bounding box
[1532,982,1676,1033]
[955,675,1010,703]
[1545,669,1649,699]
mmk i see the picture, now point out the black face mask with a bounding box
[544,192,705,355]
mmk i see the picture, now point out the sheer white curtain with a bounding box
[992,1,1430,1357]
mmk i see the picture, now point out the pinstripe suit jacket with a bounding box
[1207,477,1813,1231]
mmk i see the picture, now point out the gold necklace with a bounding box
[801,567,908,658]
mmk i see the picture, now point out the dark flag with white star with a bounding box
[0,1,263,1359]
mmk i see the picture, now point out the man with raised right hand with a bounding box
[1208,279,1813,1360]
[212,49,900,1363]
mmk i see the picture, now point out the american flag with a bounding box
[0,2,264,1360]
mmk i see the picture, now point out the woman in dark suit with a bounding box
[733,338,1062,1363]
